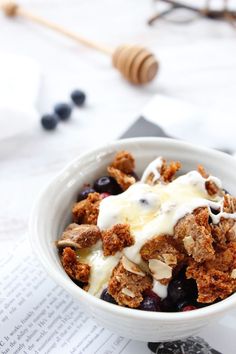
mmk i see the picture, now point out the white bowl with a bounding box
[29,137,236,342]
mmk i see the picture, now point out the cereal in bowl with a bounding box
[57,151,236,312]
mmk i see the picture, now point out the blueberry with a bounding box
[130,171,139,181]
[54,103,72,121]
[176,266,187,279]
[100,288,117,304]
[41,114,58,130]
[195,301,212,309]
[77,186,95,201]
[208,216,213,224]
[167,277,198,305]
[210,207,220,215]
[168,279,187,304]
[100,192,111,199]
[160,297,175,312]
[72,279,84,288]
[143,289,161,301]
[94,176,122,195]
[139,290,161,312]
[139,297,159,311]
[176,300,191,311]
[71,90,86,106]
[181,305,197,312]
[184,278,198,299]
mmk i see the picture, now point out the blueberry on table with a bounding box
[100,288,117,304]
[54,103,72,121]
[71,89,86,106]
[94,176,122,195]
[77,187,95,201]
[41,114,58,130]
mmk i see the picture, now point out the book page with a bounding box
[0,237,148,354]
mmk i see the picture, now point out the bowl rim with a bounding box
[29,137,236,322]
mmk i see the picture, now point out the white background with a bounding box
[0,1,236,352]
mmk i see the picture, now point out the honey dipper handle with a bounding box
[1,1,113,55]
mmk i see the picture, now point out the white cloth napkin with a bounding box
[141,94,236,154]
[0,53,41,140]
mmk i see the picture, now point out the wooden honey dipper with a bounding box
[1,1,159,85]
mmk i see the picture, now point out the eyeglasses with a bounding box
[148,0,236,28]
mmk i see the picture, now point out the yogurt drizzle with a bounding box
[141,156,163,184]
[81,157,236,298]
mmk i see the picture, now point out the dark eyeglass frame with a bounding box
[148,0,236,28]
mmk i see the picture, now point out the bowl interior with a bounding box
[30,137,236,321]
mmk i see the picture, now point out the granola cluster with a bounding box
[72,192,101,225]
[61,247,90,283]
[174,207,236,302]
[101,224,134,256]
[57,150,236,310]
[108,258,152,307]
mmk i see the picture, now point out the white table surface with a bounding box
[1,0,236,244]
